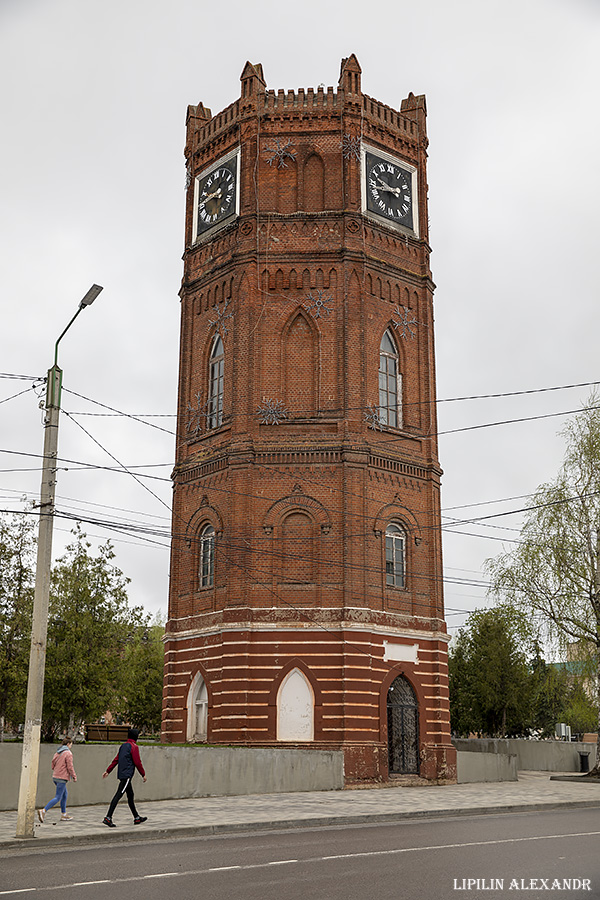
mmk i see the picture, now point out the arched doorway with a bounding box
[387,675,419,774]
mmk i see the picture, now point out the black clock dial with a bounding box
[365,151,414,231]
[195,155,238,238]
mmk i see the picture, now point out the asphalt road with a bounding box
[2,808,599,899]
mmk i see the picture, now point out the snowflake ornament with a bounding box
[340,134,361,161]
[264,138,297,169]
[391,305,418,340]
[257,398,289,425]
[208,300,233,337]
[303,289,333,319]
[185,393,212,439]
[364,404,384,431]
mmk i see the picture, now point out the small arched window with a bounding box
[386,523,406,588]
[199,523,215,588]
[208,335,224,429]
[379,329,401,428]
[187,673,208,742]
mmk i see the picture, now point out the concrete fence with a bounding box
[455,747,518,783]
[453,738,597,781]
[0,743,345,811]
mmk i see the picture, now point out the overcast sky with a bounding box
[1,0,598,638]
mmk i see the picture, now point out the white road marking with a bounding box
[0,892,35,896]
[142,873,179,879]
[206,866,242,872]
[4,830,600,893]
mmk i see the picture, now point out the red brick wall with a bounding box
[163,56,456,782]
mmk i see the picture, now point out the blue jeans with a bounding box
[44,779,68,814]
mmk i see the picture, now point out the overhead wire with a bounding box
[2,424,596,541]
[0,385,39,406]
[62,387,176,435]
[4,373,598,641]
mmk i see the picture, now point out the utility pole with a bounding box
[15,285,102,838]
[596,530,600,772]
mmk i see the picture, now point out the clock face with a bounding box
[363,148,417,235]
[194,150,239,240]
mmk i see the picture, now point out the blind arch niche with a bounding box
[276,667,314,741]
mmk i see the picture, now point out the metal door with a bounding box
[387,675,419,774]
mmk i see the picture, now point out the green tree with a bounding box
[563,681,597,735]
[43,526,148,740]
[117,614,165,734]
[486,398,600,765]
[449,607,533,737]
[0,512,35,737]
[529,646,571,737]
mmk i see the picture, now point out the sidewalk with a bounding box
[3,772,600,852]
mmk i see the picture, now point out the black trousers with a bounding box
[107,777,139,819]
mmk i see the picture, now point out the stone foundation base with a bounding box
[419,742,457,782]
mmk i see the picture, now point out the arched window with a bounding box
[277,668,314,741]
[187,672,208,742]
[386,523,406,588]
[207,335,224,429]
[379,329,401,428]
[199,523,215,588]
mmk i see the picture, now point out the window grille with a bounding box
[379,329,401,428]
[385,523,406,588]
[199,523,215,588]
[208,335,224,428]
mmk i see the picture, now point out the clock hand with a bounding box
[198,187,223,208]
[376,183,402,196]
[374,175,401,196]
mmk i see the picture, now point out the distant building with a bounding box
[162,56,456,782]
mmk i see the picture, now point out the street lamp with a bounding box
[15,285,103,839]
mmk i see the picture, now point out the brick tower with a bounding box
[162,56,456,782]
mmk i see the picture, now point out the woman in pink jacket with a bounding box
[37,738,77,823]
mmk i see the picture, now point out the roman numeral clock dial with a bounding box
[362,147,418,237]
[193,149,240,241]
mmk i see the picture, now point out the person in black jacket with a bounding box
[102,728,148,827]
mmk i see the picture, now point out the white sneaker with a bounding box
[37,809,45,823]
[60,814,73,821]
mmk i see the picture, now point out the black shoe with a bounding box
[103,817,116,828]
[134,816,147,825]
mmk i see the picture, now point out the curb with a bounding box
[4,799,600,854]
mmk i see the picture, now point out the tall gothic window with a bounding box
[199,523,215,588]
[379,329,401,428]
[208,335,224,429]
[386,523,406,588]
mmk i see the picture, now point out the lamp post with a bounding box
[15,285,103,838]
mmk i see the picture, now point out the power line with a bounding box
[3,431,597,540]
[36,377,600,432]
[0,373,42,381]
[62,410,173,516]
[62,387,176,436]
[437,380,600,405]
[1,503,492,596]
[437,404,600,437]
[0,385,38,406]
